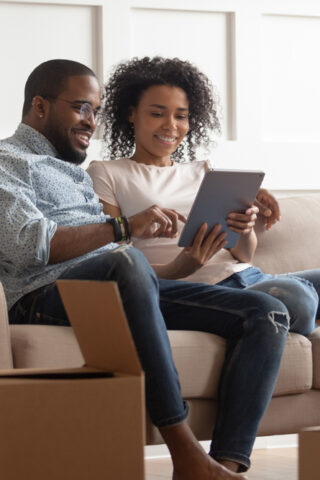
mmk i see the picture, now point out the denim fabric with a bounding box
[9,246,188,428]
[279,268,320,319]
[159,278,291,469]
[218,266,319,335]
[9,254,320,471]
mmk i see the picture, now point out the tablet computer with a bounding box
[178,169,265,248]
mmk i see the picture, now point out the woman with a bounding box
[87,56,319,473]
[88,56,320,329]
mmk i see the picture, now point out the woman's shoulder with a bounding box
[87,158,131,175]
[182,159,210,166]
[178,159,211,173]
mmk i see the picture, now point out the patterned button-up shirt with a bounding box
[0,123,116,309]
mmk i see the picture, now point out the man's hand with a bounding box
[128,205,186,239]
[254,188,280,231]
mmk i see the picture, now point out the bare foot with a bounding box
[172,449,247,480]
[159,422,248,480]
[219,460,241,473]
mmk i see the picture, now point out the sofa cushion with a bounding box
[168,330,312,399]
[254,194,320,274]
[10,325,83,368]
[273,332,312,396]
[9,326,314,398]
[168,330,226,398]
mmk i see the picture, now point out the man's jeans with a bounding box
[9,247,319,470]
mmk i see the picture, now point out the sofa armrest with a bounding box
[0,282,13,368]
[308,327,320,389]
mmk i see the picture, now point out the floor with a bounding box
[145,446,297,480]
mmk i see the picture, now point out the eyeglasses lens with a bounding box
[80,103,95,121]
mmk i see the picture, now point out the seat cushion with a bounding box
[168,330,312,399]
[9,325,313,398]
[168,330,226,398]
[273,332,312,396]
[10,325,84,368]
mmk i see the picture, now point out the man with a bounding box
[0,59,290,480]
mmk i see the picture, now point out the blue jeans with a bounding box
[8,248,319,470]
[217,266,320,335]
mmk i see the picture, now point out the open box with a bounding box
[299,427,320,480]
[0,280,145,480]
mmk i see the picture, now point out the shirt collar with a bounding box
[15,123,58,157]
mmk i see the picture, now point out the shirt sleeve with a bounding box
[0,157,57,271]
[86,160,120,207]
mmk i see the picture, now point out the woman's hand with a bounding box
[153,223,227,279]
[227,206,259,235]
[228,205,259,263]
[254,188,280,230]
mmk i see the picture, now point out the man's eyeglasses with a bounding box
[44,96,101,122]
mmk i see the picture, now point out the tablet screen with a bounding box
[178,169,265,248]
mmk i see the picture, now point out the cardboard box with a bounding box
[0,280,145,480]
[299,427,320,480]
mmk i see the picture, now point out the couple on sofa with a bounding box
[0,57,319,480]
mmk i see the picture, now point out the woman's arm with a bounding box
[228,206,258,263]
[153,223,227,279]
[101,200,227,280]
[100,200,122,218]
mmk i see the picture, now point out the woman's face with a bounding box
[129,84,189,165]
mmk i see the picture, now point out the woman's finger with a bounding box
[190,222,209,249]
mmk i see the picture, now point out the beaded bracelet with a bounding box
[108,216,131,243]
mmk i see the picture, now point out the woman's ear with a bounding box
[128,106,135,123]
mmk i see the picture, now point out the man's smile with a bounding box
[72,129,92,149]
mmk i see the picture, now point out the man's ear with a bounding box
[31,96,48,119]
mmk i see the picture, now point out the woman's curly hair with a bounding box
[101,56,221,162]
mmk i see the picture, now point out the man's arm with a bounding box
[49,223,115,264]
[49,205,187,264]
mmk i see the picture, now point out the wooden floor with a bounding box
[145,447,297,480]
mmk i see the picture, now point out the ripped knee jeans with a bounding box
[159,276,292,470]
[217,266,319,336]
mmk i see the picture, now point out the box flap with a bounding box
[0,367,112,379]
[57,280,142,375]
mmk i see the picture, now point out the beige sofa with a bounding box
[0,193,320,444]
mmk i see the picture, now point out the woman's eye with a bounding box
[151,112,162,117]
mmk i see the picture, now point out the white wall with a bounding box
[1,0,320,193]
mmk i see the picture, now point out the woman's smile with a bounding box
[129,84,189,166]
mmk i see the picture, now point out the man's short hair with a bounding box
[22,59,97,118]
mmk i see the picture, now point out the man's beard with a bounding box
[55,141,86,165]
[44,126,87,165]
